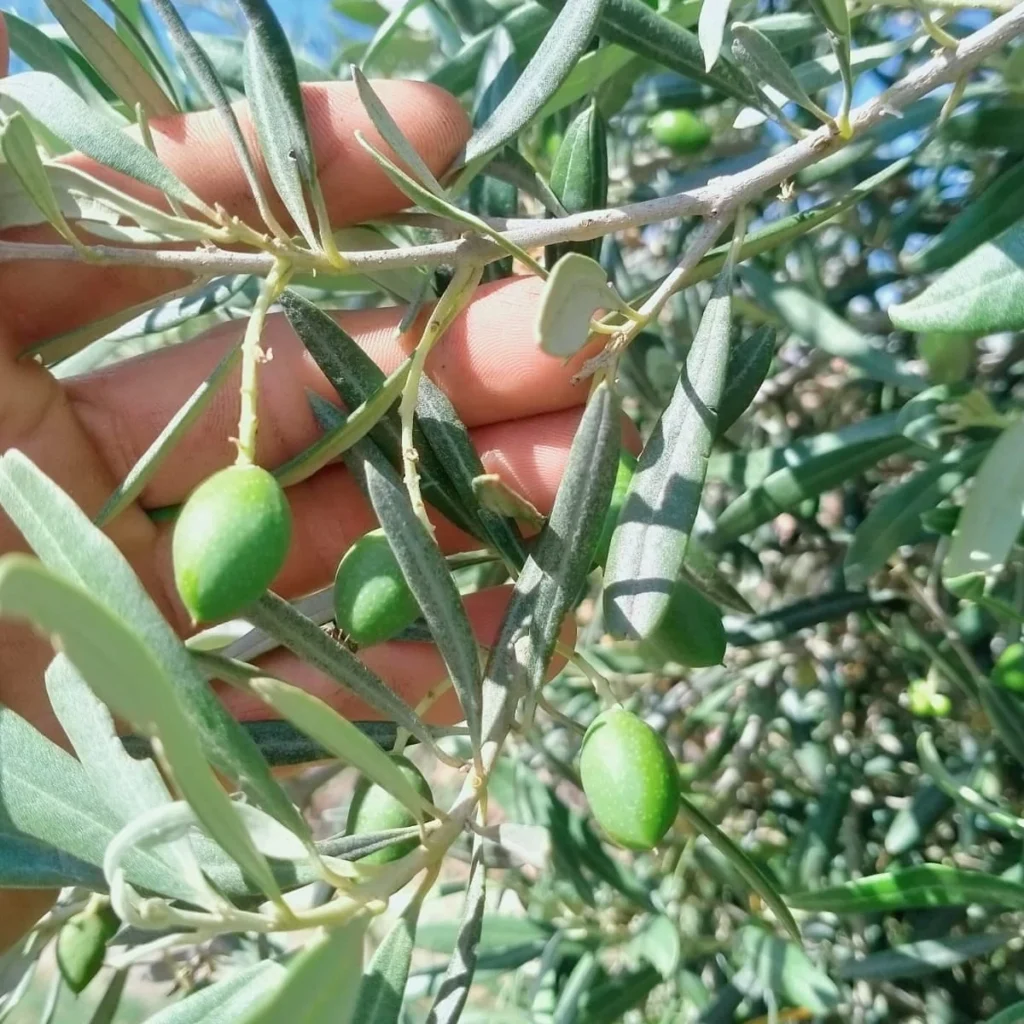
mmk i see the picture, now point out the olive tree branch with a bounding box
[1,4,1021,281]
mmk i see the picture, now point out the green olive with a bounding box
[994,643,1024,694]
[56,904,120,994]
[649,109,712,155]
[172,465,292,623]
[642,578,726,667]
[346,754,433,866]
[579,707,680,850]
[592,451,637,570]
[333,529,421,647]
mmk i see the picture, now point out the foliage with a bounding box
[1,0,1024,1021]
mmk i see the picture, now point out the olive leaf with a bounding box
[459,0,606,179]
[0,72,206,212]
[45,655,214,906]
[698,0,734,71]
[96,342,242,526]
[482,381,620,742]
[142,963,285,1024]
[352,66,446,197]
[237,0,330,253]
[845,443,988,588]
[274,360,411,488]
[786,864,1024,914]
[679,793,800,942]
[0,555,282,902]
[839,933,1012,982]
[716,325,775,436]
[944,419,1024,592]
[604,261,734,640]
[360,445,484,753]
[239,915,369,1024]
[0,112,88,253]
[149,0,284,238]
[44,0,176,117]
[425,836,487,1024]
[712,435,910,546]
[245,590,460,764]
[730,23,830,121]
[473,474,545,528]
[279,291,477,536]
[890,219,1024,335]
[352,895,424,1024]
[360,0,430,72]
[537,253,631,359]
[0,451,307,844]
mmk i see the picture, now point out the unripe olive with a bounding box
[643,578,726,667]
[649,109,712,155]
[994,644,1024,694]
[172,465,292,623]
[333,529,421,647]
[346,754,433,866]
[592,451,637,570]
[580,708,680,850]
[56,903,120,994]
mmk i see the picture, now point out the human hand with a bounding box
[0,18,594,745]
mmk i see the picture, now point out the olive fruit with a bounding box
[334,529,421,647]
[592,451,637,569]
[580,708,680,850]
[994,643,1024,694]
[56,903,120,994]
[643,578,726,667]
[346,754,433,865]
[172,465,292,623]
[649,109,712,155]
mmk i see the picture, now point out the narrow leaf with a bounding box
[241,916,368,1024]
[679,793,800,942]
[237,0,320,248]
[461,0,606,175]
[274,360,411,488]
[716,325,775,436]
[352,897,423,1023]
[604,264,734,639]
[361,449,483,752]
[426,837,486,1024]
[944,419,1024,591]
[144,963,285,1024]
[482,381,620,742]
[352,66,445,197]
[0,555,281,900]
[698,0,733,71]
[787,865,1024,914]
[0,72,205,211]
[839,933,1011,982]
[44,0,176,117]
[0,452,308,843]
[245,590,457,763]
[731,23,828,119]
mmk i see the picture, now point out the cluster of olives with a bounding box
[170,448,720,852]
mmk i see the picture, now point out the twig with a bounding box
[2,4,1021,276]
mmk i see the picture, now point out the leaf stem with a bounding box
[235,259,292,466]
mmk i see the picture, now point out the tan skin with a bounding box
[0,16,618,950]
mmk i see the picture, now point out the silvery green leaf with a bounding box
[353,899,423,1023]
[604,264,734,639]
[425,837,486,1024]
[698,0,733,71]
[537,253,628,358]
[362,451,484,752]
[461,0,606,176]
[240,916,368,1024]
[0,453,308,845]
[0,72,204,211]
[943,418,1024,592]
[731,22,828,120]
[0,555,281,901]
[44,0,176,117]
[352,66,445,197]
[143,963,286,1024]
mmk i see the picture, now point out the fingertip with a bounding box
[0,14,8,79]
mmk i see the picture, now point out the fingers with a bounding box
[67,276,601,507]
[0,14,8,79]
[217,585,578,727]
[0,80,470,350]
